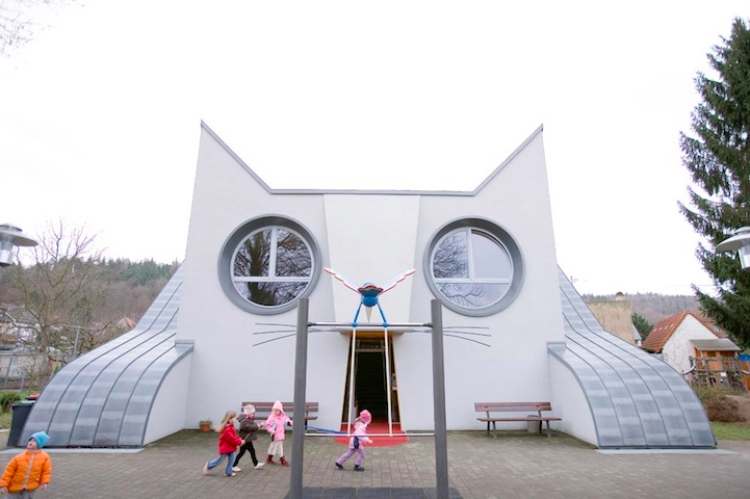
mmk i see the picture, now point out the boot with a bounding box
[280,456,290,467]
[266,454,275,465]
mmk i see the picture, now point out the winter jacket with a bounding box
[237,413,260,441]
[348,420,373,449]
[0,450,52,493]
[217,424,243,454]
[265,412,292,442]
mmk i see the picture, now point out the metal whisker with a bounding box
[444,333,491,347]
[253,333,297,347]
[402,329,491,338]
[253,328,329,335]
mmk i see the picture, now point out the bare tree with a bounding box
[0,0,73,56]
[4,220,117,381]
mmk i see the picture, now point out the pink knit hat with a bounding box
[272,401,284,412]
[359,410,372,423]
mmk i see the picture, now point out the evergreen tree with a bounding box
[679,18,750,350]
[631,313,652,342]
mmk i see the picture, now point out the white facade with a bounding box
[179,123,564,432]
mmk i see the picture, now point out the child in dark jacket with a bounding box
[232,404,264,472]
[203,411,243,477]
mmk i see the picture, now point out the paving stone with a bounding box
[0,430,747,499]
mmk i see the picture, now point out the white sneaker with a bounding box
[254,463,265,470]
[232,466,241,472]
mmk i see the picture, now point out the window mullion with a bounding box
[466,228,475,280]
[269,227,278,280]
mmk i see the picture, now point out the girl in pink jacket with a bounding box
[265,401,293,466]
[335,409,373,471]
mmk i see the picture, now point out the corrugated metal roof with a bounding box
[690,338,740,351]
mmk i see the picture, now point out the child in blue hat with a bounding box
[0,431,52,496]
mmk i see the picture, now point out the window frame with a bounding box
[423,217,524,316]
[218,215,321,315]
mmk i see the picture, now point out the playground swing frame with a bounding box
[287,298,451,499]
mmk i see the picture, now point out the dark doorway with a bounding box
[341,337,399,423]
[355,352,387,420]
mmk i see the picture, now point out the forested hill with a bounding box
[583,293,701,325]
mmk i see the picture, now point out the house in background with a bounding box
[643,311,745,390]
[586,292,641,346]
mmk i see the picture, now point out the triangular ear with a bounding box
[381,269,416,294]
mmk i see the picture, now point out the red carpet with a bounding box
[334,421,409,447]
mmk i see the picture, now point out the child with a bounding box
[232,404,264,472]
[335,409,372,471]
[0,431,52,497]
[265,400,293,466]
[202,411,243,477]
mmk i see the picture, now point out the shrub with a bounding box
[0,392,22,413]
[693,385,745,422]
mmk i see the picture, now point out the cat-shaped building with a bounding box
[21,122,715,449]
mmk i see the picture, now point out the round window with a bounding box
[424,218,523,316]
[219,216,320,314]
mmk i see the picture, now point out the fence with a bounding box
[688,356,747,391]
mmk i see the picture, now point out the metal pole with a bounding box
[347,327,357,434]
[4,355,12,389]
[289,298,309,499]
[384,327,393,435]
[431,299,449,499]
[72,326,81,360]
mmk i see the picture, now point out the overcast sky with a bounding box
[1,1,748,296]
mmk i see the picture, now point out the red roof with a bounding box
[642,311,719,353]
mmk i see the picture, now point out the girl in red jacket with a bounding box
[202,411,244,477]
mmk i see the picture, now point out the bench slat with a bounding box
[475,402,552,412]
[478,417,561,422]
[241,402,319,420]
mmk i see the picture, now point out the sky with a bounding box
[1,1,748,296]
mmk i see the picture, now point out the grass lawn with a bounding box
[0,411,11,430]
[712,421,750,441]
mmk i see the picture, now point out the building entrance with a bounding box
[341,336,399,423]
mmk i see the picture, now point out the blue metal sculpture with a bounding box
[324,267,416,327]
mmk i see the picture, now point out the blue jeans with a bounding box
[207,451,236,476]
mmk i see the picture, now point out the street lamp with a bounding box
[715,226,750,269]
[0,224,38,279]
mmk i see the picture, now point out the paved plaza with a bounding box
[1,429,749,498]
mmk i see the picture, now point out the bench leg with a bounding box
[545,420,551,437]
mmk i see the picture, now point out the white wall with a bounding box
[549,347,597,446]
[144,354,192,445]
[662,315,718,374]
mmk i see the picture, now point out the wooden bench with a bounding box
[241,402,319,424]
[475,402,561,438]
